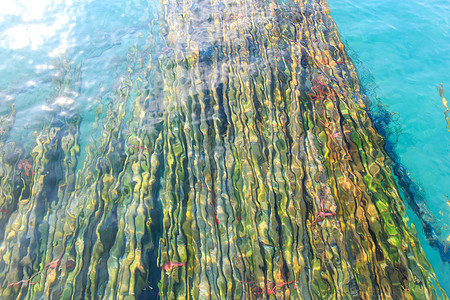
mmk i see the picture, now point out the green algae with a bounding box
[0,0,447,299]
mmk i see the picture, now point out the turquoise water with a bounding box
[0,0,449,297]
[0,0,155,130]
[328,0,450,293]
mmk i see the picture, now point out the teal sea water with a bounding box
[0,0,449,296]
[328,0,450,293]
[0,0,158,171]
[0,0,155,122]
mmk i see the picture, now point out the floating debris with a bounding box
[437,83,450,133]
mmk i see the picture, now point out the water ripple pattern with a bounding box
[0,0,447,299]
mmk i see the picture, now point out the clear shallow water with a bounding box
[0,0,448,298]
[328,0,450,292]
[0,0,155,133]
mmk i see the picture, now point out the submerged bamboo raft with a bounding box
[0,0,447,299]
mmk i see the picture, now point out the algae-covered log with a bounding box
[156,0,447,298]
[0,106,17,233]
[0,62,82,299]
[0,49,164,299]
